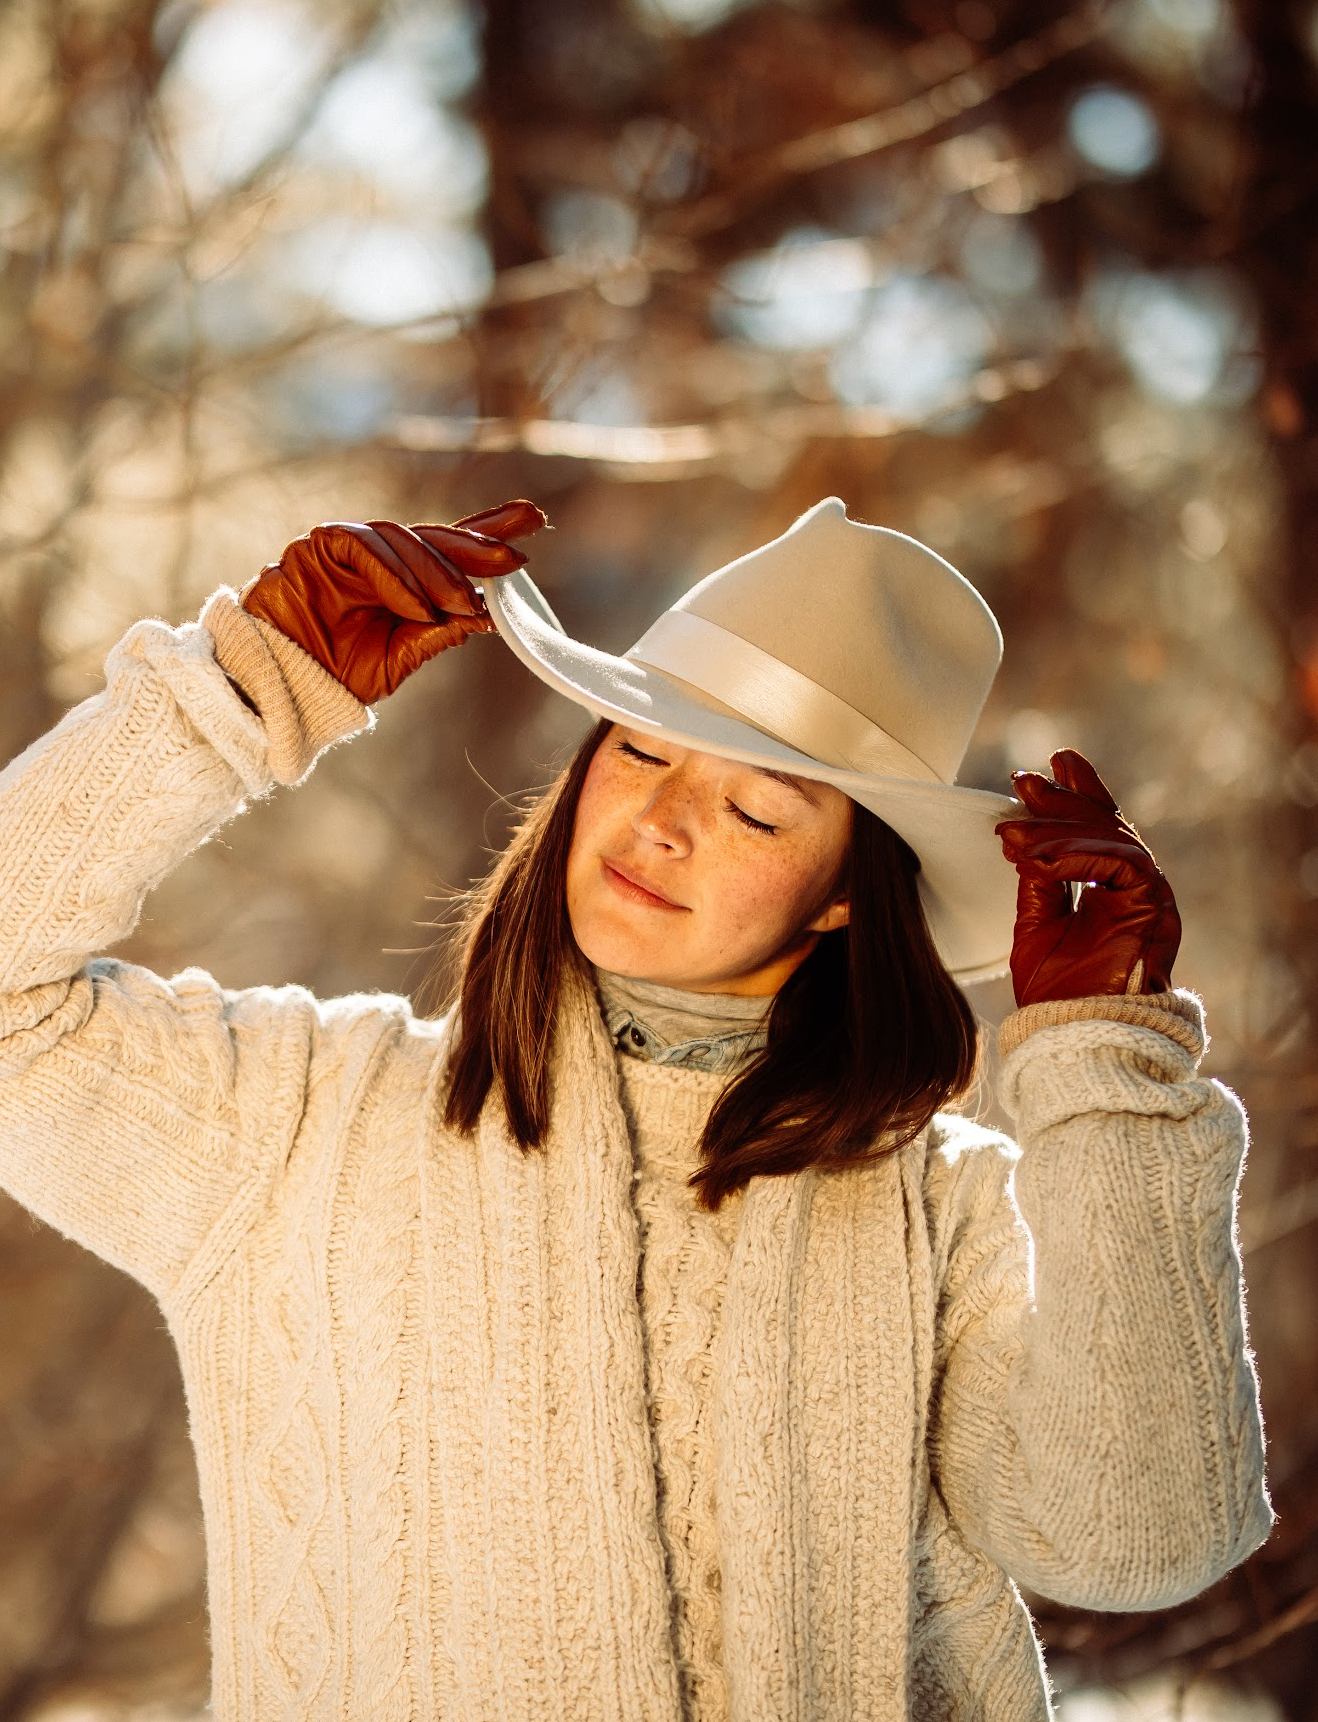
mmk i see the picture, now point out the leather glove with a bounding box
[995,748,1182,1008]
[242,499,547,703]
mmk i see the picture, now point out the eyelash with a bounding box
[615,738,779,835]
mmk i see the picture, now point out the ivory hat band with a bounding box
[627,610,944,785]
[484,497,1022,982]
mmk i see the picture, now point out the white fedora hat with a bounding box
[484,497,1021,983]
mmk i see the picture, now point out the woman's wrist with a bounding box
[201,588,371,785]
[997,986,1204,1062]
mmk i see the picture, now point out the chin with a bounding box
[575,931,741,994]
[568,904,689,985]
[572,917,664,980]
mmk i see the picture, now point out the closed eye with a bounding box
[618,737,777,833]
[728,802,777,835]
[617,738,668,766]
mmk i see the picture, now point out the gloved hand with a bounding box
[242,499,547,703]
[995,748,1181,1008]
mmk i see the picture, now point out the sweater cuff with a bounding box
[200,588,370,785]
[997,989,1211,1132]
[997,988,1205,1063]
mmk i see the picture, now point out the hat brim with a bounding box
[484,570,1021,984]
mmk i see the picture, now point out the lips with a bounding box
[602,859,687,911]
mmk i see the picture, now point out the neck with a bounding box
[593,967,771,1075]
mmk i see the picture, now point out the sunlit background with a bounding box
[1,0,1316,1715]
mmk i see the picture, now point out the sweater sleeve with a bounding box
[202,586,368,783]
[926,991,1272,1612]
[0,602,373,1303]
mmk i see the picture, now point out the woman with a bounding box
[0,496,1269,1721]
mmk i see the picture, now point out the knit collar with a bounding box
[593,967,770,1075]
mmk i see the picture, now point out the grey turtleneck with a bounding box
[593,967,771,1076]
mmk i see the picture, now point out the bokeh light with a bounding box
[166,3,331,194]
[959,213,1045,298]
[830,274,993,416]
[1145,0,1222,37]
[287,219,492,326]
[1067,84,1162,176]
[631,0,751,33]
[543,190,640,262]
[301,62,488,213]
[1090,267,1255,404]
[719,228,872,351]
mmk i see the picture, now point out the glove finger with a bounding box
[451,498,548,540]
[1013,843,1159,894]
[1009,769,1132,835]
[1050,748,1121,814]
[1010,769,1098,821]
[409,522,528,581]
[368,520,498,617]
[1013,867,1073,926]
[315,524,440,625]
[998,813,1124,842]
[384,616,490,686]
[1011,832,1158,866]
[998,808,1152,862]
[999,819,1116,861]
[1146,899,1183,991]
[997,816,1131,856]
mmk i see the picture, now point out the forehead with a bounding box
[747,764,821,807]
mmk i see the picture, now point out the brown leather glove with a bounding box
[995,749,1182,1008]
[242,500,547,703]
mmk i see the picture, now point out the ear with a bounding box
[806,895,850,935]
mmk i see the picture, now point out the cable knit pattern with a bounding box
[618,1058,742,1721]
[984,997,1270,1606]
[0,604,1273,1722]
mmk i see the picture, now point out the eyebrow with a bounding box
[752,766,821,806]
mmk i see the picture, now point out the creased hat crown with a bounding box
[624,498,1002,786]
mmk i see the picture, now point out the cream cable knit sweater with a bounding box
[619,1058,744,1721]
[0,591,1272,1722]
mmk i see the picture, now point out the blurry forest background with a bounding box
[0,0,1316,1715]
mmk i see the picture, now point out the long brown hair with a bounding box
[440,719,978,1208]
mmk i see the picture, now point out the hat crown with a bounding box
[629,498,1002,785]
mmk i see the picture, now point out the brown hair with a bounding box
[440,719,978,1208]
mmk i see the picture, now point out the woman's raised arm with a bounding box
[0,502,544,1305]
[926,750,1271,1610]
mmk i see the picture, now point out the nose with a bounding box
[633,773,695,854]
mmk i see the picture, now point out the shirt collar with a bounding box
[592,967,771,1075]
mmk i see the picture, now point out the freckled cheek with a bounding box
[570,768,634,867]
[701,849,826,945]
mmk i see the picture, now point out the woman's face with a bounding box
[566,725,852,996]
